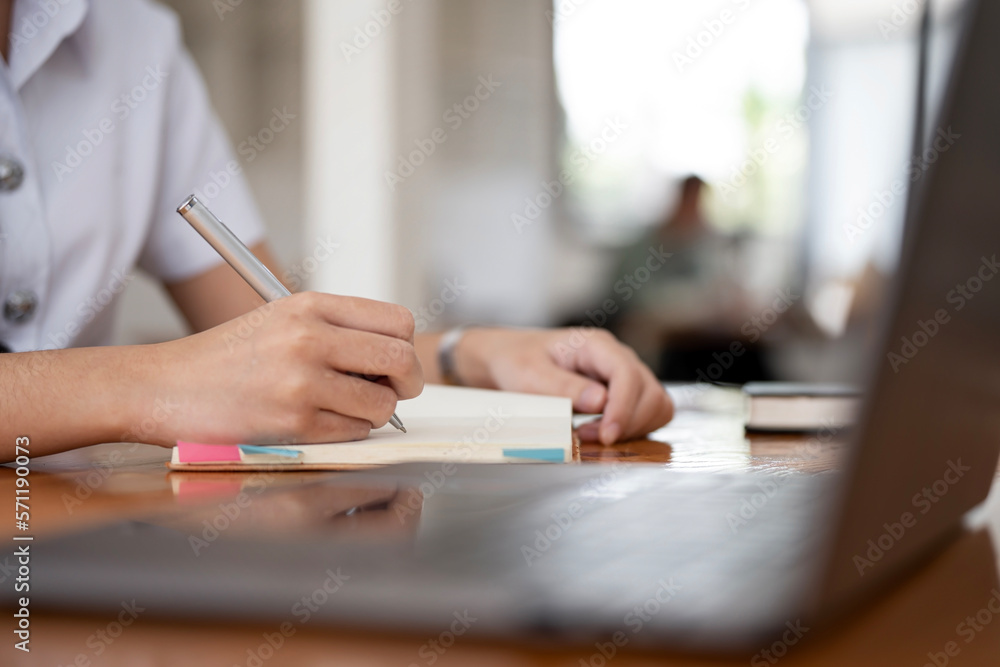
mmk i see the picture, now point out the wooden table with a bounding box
[5,387,1000,666]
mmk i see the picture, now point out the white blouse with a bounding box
[0,0,264,352]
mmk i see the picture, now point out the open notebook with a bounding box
[168,385,574,471]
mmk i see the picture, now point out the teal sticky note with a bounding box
[238,445,300,458]
[502,448,566,463]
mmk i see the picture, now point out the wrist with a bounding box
[450,327,500,389]
[112,343,173,446]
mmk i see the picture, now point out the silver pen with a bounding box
[177,195,406,433]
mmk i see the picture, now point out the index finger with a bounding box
[296,292,416,343]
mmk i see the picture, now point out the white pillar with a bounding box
[303,0,398,302]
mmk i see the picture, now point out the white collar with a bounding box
[8,0,89,90]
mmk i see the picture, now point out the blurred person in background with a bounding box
[602,175,775,382]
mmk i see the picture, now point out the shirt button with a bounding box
[4,290,38,323]
[0,156,25,191]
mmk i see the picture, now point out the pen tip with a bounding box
[400,426,407,433]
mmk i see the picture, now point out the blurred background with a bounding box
[116,0,967,385]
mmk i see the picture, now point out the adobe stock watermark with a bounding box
[512,116,629,234]
[340,0,416,63]
[578,578,682,667]
[187,473,278,556]
[726,478,787,535]
[233,567,351,667]
[60,449,134,515]
[281,236,341,292]
[45,268,134,350]
[394,407,512,523]
[385,75,502,191]
[52,66,168,182]
[14,266,134,379]
[580,245,674,331]
[57,600,146,664]
[878,0,926,40]
[236,622,297,667]
[547,326,613,369]
[887,254,998,373]
[844,126,960,244]
[726,421,840,534]
[193,107,296,206]
[521,462,632,566]
[750,619,810,666]
[413,277,469,334]
[922,589,1000,667]
[218,237,342,352]
[219,303,278,353]
[406,610,478,667]
[119,397,181,445]
[8,0,73,55]
[672,0,754,74]
[212,0,246,21]
[546,0,592,26]
[290,567,351,624]
[608,245,674,302]
[718,85,833,199]
[853,459,971,576]
[689,287,799,384]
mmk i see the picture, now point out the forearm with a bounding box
[0,346,156,461]
[415,332,445,384]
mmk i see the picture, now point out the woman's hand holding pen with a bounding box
[136,292,423,447]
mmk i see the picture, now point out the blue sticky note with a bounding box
[502,448,566,463]
[239,445,300,458]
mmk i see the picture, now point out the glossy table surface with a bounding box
[4,386,1000,666]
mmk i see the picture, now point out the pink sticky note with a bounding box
[176,441,242,464]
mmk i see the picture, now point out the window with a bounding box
[553,0,810,240]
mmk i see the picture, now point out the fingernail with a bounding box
[579,385,606,413]
[601,422,621,445]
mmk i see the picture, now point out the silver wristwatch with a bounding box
[437,326,469,385]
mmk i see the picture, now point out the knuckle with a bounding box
[592,328,616,344]
[296,290,323,310]
[558,377,583,397]
[392,305,416,339]
[522,353,549,377]
[287,325,319,354]
[353,421,372,441]
[282,371,314,404]
[517,364,549,393]
[282,407,313,436]
[279,298,310,327]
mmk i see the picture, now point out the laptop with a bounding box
[10,0,1000,653]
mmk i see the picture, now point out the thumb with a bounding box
[536,365,607,413]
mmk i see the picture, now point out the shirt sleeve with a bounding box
[137,41,266,284]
